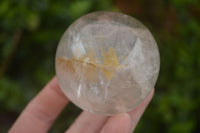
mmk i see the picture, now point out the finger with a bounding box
[129,89,154,132]
[100,113,132,133]
[101,89,154,133]
[65,111,109,133]
[9,77,69,133]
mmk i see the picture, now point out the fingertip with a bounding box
[128,88,155,131]
[101,113,132,133]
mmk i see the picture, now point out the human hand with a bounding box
[9,77,154,133]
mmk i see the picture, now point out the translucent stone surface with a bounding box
[55,11,160,115]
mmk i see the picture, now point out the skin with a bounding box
[9,77,154,133]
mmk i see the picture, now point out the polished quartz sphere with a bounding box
[55,11,160,115]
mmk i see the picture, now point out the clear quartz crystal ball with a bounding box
[56,11,160,115]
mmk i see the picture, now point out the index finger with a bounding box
[9,77,69,133]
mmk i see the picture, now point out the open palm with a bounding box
[9,77,154,133]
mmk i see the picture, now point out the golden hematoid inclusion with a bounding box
[56,47,124,81]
